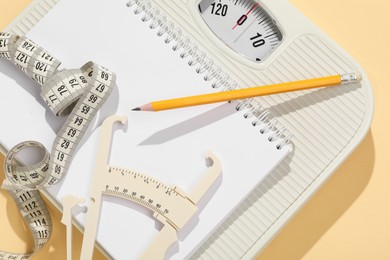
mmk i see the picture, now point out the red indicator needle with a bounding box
[232,2,260,30]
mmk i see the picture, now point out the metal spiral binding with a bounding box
[126,0,292,150]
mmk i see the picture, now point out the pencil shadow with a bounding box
[138,102,238,145]
[138,81,360,147]
[264,81,361,117]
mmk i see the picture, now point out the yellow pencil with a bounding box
[132,73,361,112]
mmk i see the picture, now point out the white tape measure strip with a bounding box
[0,32,116,259]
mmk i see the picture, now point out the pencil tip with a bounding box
[132,103,154,112]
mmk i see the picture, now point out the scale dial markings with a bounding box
[199,0,283,62]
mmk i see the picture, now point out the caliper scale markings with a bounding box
[80,116,222,260]
[104,166,198,230]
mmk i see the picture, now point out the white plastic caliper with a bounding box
[76,115,222,259]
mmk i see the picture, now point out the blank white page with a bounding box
[0,0,290,258]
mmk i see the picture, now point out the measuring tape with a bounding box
[0,32,116,259]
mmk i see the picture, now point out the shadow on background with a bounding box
[0,164,33,254]
[0,153,107,259]
[257,130,375,260]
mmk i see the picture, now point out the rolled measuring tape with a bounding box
[0,32,116,259]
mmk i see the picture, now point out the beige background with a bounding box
[0,0,389,259]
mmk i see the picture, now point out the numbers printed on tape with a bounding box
[0,32,116,259]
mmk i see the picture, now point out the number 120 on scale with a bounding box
[199,0,283,62]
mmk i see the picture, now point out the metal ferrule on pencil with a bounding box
[341,73,362,84]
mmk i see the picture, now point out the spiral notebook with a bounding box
[0,0,291,258]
